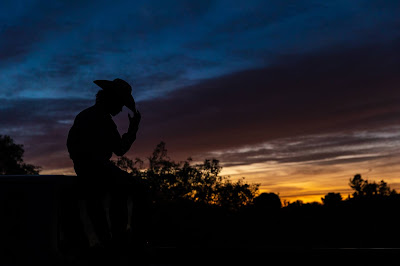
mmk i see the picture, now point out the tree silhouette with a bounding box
[363,182,378,197]
[321,192,342,206]
[349,174,364,197]
[377,180,393,196]
[113,141,260,210]
[285,200,304,208]
[349,174,396,198]
[0,135,41,175]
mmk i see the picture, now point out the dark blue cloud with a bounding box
[1,0,399,101]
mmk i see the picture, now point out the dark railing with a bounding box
[0,175,79,264]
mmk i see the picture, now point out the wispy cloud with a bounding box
[214,126,400,168]
[1,1,399,100]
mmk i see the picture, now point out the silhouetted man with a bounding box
[67,78,141,249]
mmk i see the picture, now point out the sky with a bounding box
[1,0,400,202]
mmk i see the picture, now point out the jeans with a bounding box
[73,160,132,247]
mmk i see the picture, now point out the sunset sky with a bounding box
[1,1,400,202]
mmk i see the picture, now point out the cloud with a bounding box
[214,128,400,167]
[128,38,400,162]
[0,1,219,100]
[2,0,400,102]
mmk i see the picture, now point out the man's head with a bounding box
[93,78,135,116]
[95,90,124,116]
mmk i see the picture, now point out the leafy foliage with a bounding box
[0,135,41,175]
[114,141,260,210]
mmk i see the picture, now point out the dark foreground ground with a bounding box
[1,175,400,265]
[56,246,400,266]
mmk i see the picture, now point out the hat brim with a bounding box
[93,80,115,91]
[93,80,131,97]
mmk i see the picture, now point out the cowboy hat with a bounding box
[93,78,135,109]
[94,78,132,95]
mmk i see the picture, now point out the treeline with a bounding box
[287,173,398,208]
[113,142,400,248]
[115,141,399,210]
[2,135,399,248]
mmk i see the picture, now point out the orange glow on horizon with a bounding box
[38,148,400,204]
[221,155,400,204]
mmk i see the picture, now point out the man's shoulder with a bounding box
[74,105,97,124]
[76,105,106,120]
[75,105,113,126]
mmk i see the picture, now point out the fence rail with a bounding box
[0,175,79,264]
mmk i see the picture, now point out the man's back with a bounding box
[67,105,119,164]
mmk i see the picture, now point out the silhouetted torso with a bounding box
[68,105,115,162]
[67,104,135,177]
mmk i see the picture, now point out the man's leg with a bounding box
[109,185,129,247]
[106,163,130,248]
[130,181,150,248]
[85,188,111,246]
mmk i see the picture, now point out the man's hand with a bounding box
[125,95,136,112]
[128,109,141,133]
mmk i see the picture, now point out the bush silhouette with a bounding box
[321,192,342,206]
[253,192,282,210]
